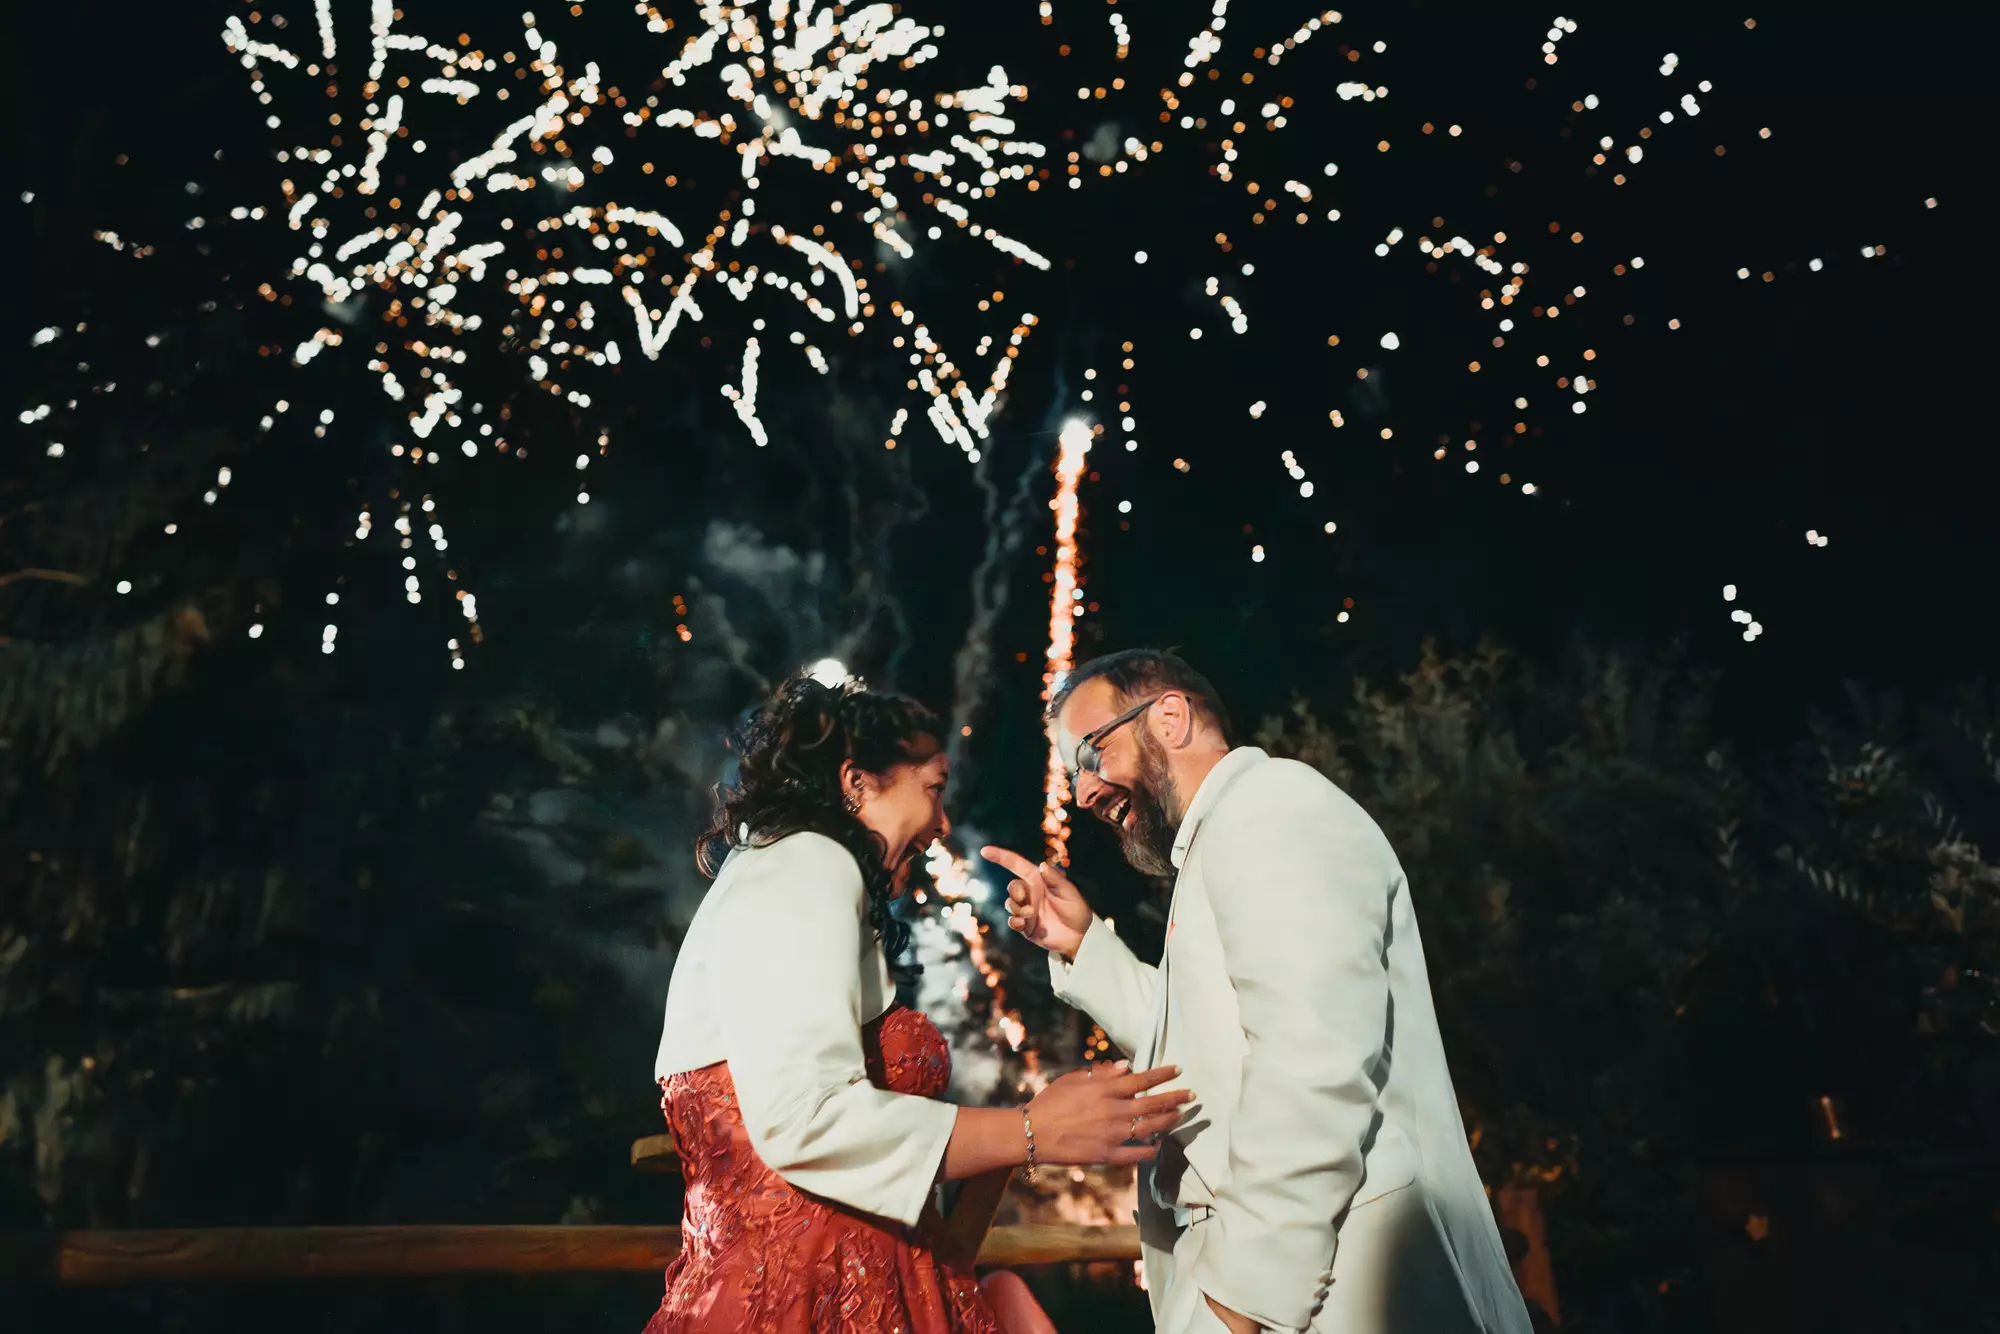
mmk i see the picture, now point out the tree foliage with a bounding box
[1255,640,2000,1330]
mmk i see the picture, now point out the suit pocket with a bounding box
[1350,1122,1419,1209]
[1182,1293,1242,1334]
[1166,1222,1242,1334]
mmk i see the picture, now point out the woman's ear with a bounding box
[837,759,870,809]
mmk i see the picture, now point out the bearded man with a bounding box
[983,649,1531,1334]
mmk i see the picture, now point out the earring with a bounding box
[842,791,861,814]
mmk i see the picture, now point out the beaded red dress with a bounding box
[642,1004,1001,1334]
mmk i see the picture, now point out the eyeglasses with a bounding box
[1070,696,1161,777]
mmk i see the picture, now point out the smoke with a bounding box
[946,443,1041,772]
[947,364,1072,785]
[911,906,1007,1105]
[689,519,832,694]
[701,519,831,588]
[1081,120,1122,164]
[688,515,911,693]
[907,827,1027,1107]
[476,519,902,1005]
[319,291,369,326]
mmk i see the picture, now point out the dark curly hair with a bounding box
[699,672,942,975]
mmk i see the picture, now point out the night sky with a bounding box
[905,4,1993,707]
[7,0,1992,829]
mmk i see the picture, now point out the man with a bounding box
[983,650,1532,1334]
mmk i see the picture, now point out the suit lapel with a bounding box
[1145,751,1266,1069]
[1140,870,1187,1069]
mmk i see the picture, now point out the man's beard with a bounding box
[1116,730,1184,878]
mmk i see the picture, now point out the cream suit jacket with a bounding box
[1050,747,1533,1334]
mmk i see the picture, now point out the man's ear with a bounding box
[1156,691,1197,749]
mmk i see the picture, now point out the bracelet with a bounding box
[1022,1106,1038,1184]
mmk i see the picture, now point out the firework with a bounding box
[1032,4,1933,650]
[1722,583,1764,644]
[1039,417,1092,866]
[43,1,1059,661]
[921,840,1044,1087]
[30,3,1924,673]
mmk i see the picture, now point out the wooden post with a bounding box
[1496,1186,1560,1327]
[629,1132,679,1174]
[927,1167,1015,1270]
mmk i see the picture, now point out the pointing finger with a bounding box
[979,846,1042,881]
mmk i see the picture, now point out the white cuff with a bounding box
[1047,914,1114,1003]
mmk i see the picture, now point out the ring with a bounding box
[1085,1064,1095,1078]
[1129,1116,1139,1139]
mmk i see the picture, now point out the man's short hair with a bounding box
[1048,647,1235,746]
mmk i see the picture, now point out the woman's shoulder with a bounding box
[732,828,862,873]
[715,830,867,908]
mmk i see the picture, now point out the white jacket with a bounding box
[1051,747,1533,1334]
[655,833,958,1227]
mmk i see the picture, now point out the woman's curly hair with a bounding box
[700,672,942,974]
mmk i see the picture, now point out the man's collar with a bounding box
[1169,746,1268,871]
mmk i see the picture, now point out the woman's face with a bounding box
[849,740,951,896]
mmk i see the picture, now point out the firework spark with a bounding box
[193,1,1056,654]
[1040,417,1092,866]
[921,841,1044,1087]
[1032,3,1929,644]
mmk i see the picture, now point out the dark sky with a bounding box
[6,0,1991,764]
[886,2,1994,728]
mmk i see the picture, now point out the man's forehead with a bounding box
[1054,678,1121,755]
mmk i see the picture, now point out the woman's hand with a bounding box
[1026,1061,1191,1166]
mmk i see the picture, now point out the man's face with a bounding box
[1057,679,1183,878]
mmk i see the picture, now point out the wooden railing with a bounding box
[3,1223,1140,1285]
[2,1132,1138,1286]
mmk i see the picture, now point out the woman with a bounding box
[645,673,1188,1334]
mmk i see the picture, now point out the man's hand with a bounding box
[980,846,1092,961]
[1204,1292,1263,1334]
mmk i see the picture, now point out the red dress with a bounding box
[643,1005,1001,1334]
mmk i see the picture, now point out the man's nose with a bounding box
[1074,769,1110,809]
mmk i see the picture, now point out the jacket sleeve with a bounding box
[708,835,959,1227]
[1190,767,1398,1333]
[1047,915,1161,1059]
